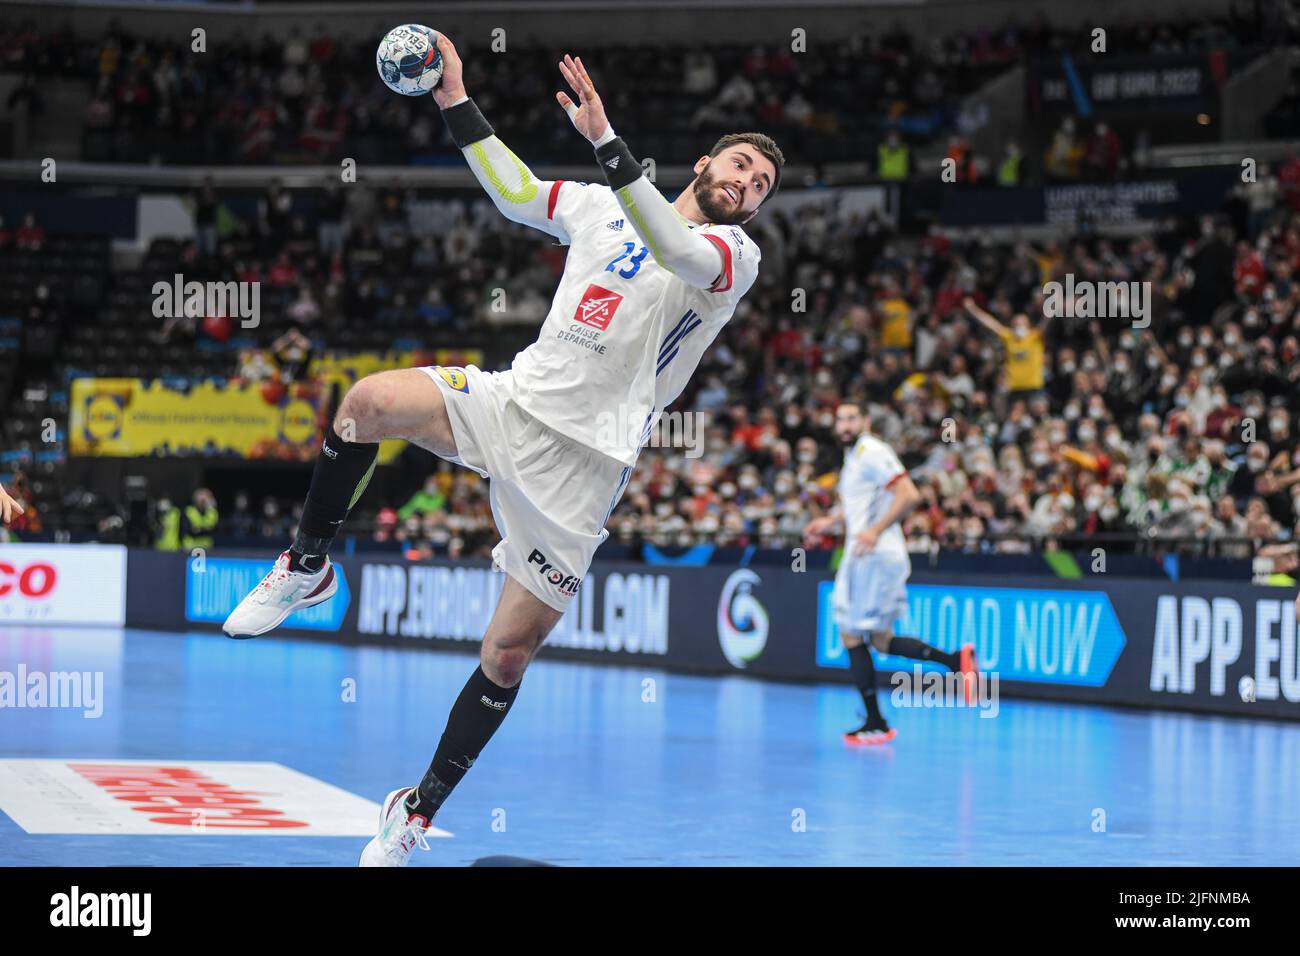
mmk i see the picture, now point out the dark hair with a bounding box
[709,132,786,198]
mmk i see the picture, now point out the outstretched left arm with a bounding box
[556,54,730,291]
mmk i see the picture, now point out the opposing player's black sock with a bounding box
[406,666,521,820]
[289,423,378,572]
[846,644,885,727]
[887,636,960,671]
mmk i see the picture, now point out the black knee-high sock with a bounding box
[846,644,884,726]
[290,423,378,572]
[406,666,521,820]
[888,636,960,671]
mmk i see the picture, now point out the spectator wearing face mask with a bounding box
[1254,448,1300,528]
[963,298,1050,404]
[1229,442,1273,505]
[1148,479,1205,539]
[1078,485,1122,536]
[1199,440,1237,501]
[1203,387,1243,441]
[1210,494,1250,555]
[1244,497,1281,540]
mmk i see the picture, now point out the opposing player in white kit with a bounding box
[804,402,978,745]
[221,36,782,864]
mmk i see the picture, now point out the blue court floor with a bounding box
[1,626,1296,866]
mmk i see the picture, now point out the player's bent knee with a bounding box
[335,370,451,449]
[870,631,892,652]
[482,643,531,688]
[335,375,392,442]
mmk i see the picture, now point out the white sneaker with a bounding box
[358,787,431,867]
[221,551,338,638]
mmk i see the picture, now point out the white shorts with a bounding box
[420,364,631,612]
[833,551,910,635]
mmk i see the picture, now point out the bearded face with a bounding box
[692,159,752,226]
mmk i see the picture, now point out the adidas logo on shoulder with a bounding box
[606,219,625,231]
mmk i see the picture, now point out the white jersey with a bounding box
[508,179,761,467]
[838,433,909,559]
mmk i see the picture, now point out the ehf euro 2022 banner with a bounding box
[119,549,1300,719]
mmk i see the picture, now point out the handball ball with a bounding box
[376,24,443,96]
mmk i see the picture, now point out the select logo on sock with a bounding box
[479,696,507,712]
[527,548,581,598]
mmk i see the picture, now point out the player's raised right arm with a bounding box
[431,34,570,242]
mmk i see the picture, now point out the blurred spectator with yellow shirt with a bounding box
[877,278,913,352]
[963,297,1049,402]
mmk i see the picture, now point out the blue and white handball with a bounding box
[376,24,443,96]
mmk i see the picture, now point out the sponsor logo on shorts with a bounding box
[435,367,470,393]
[573,284,622,332]
[527,548,582,598]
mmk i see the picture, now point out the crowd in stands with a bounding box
[0,7,1288,174]
[602,183,1300,556]
[110,164,1300,558]
[5,7,1300,559]
[5,147,1300,557]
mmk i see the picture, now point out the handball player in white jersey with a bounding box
[221,35,783,865]
[803,402,978,745]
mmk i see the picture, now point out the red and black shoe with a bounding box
[843,720,898,746]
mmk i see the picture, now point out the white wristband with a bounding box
[593,125,617,147]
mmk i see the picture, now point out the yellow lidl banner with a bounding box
[307,348,483,397]
[70,349,485,460]
[70,378,324,459]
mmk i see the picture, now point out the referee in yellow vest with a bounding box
[877,131,910,181]
[182,488,219,550]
